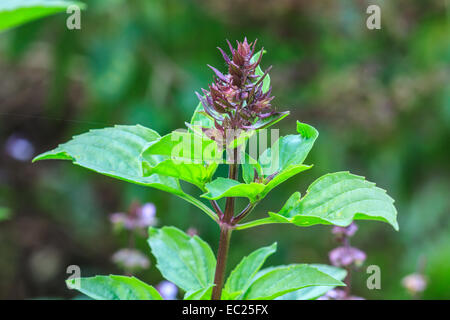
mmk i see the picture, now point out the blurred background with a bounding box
[0,0,449,299]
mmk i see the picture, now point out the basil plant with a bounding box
[33,39,398,300]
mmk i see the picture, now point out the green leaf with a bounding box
[144,160,218,190]
[0,0,86,32]
[224,243,277,298]
[259,121,318,176]
[276,264,347,300]
[141,130,221,189]
[242,264,345,300]
[147,226,216,293]
[201,178,266,203]
[66,275,162,300]
[142,130,220,162]
[184,285,214,300]
[238,172,399,230]
[33,125,185,196]
[269,171,399,230]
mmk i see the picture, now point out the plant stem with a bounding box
[211,147,239,300]
[211,223,232,300]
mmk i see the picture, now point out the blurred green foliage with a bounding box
[0,0,448,299]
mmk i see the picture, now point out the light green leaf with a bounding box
[184,285,214,300]
[147,226,216,293]
[259,121,318,176]
[144,159,218,190]
[224,243,277,298]
[242,264,345,300]
[277,264,347,300]
[141,130,221,189]
[66,275,162,300]
[142,130,221,162]
[0,0,86,32]
[33,125,185,196]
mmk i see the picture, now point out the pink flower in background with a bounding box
[329,246,366,267]
[402,273,427,295]
[111,248,150,271]
[110,202,157,230]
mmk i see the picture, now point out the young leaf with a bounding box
[237,171,399,230]
[147,226,216,293]
[224,243,277,298]
[66,275,163,300]
[242,264,345,300]
[201,178,266,203]
[202,122,317,203]
[141,130,221,189]
[259,121,318,176]
[276,264,347,300]
[144,160,218,190]
[33,125,185,196]
[0,0,86,32]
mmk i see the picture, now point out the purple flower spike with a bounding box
[329,246,367,267]
[194,38,285,136]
